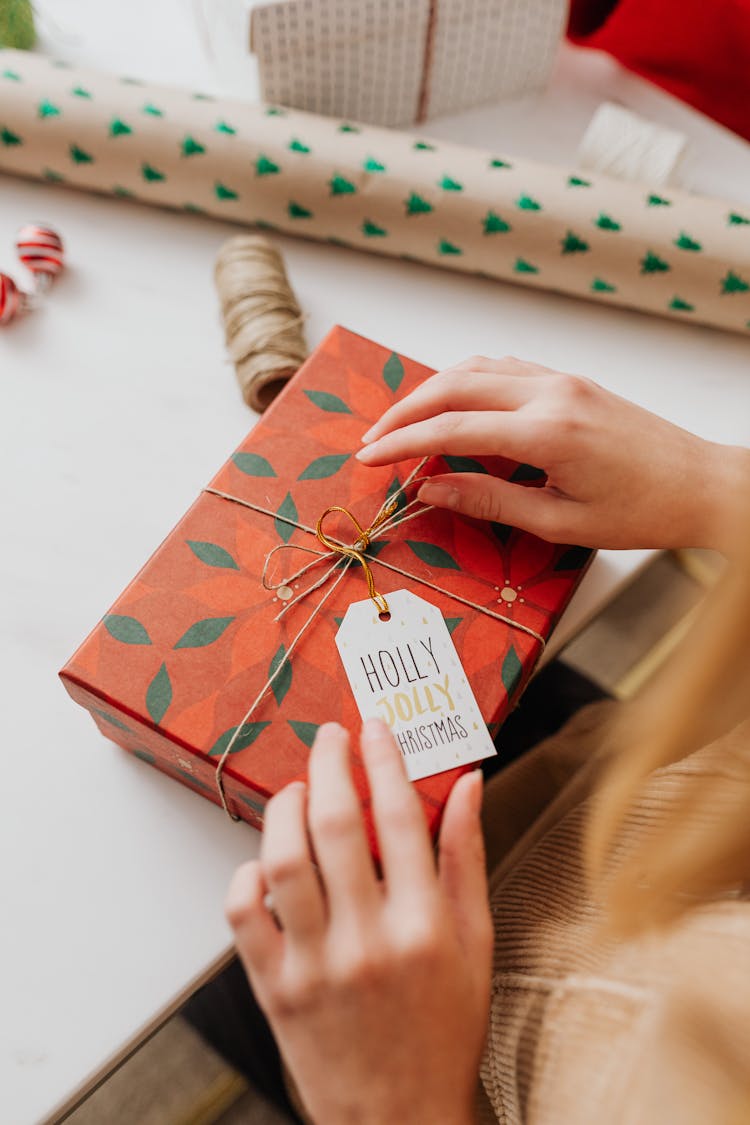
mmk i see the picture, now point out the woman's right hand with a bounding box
[356,356,749,552]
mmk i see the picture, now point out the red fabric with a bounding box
[568,0,750,142]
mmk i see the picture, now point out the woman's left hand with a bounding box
[226,719,492,1125]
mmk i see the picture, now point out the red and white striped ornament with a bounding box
[16,224,65,291]
[0,272,22,325]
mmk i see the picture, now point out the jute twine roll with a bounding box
[214,234,308,413]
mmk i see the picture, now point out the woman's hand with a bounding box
[356,356,749,551]
[226,720,492,1125]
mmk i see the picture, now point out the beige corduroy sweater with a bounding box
[475,702,750,1125]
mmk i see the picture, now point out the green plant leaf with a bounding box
[553,545,592,571]
[443,455,487,474]
[275,493,298,542]
[385,475,406,513]
[288,720,319,747]
[209,721,270,757]
[174,616,234,649]
[304,389,352,413]
[510,463,545,482]
[383,352,405,392]
[103,614,152,645]
[232,451,276,476]
[91,707,133,733]
[298,453,350,480]
[406,541,460,570]
[269,644,292,706]
[186,540,239,569]
[501,645,523,696]
[444,617,462,634]
[146,662,172,724]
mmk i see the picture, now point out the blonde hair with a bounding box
[586,527,750,936]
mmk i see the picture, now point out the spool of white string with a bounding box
[578,102,688,186]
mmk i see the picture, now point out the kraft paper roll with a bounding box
[2,48,750,333]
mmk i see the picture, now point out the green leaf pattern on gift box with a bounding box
[670,296,694,312]
[383,352,404,392]
[288,720,319,747]
[275,492,299,542]
[186,540,239,569]
[591,278,616,293]
[133,748,155,764]
[182,135,206,156]
[444,617,463,634]
[553,545,592,571]
[516,194,541,211]
[567,175,591,187]
[490,522,513,545]
[438,239,462,255]
[215,120,236,135]
[721,270,749,294]
[256,154,280,175]
[1,127,22,145]
[641,250,670,274]
[439,175,463,191]
[232,451,276,476]
[501,645,523,697]
[728,212,750,226]
[38,99,61,119]
[510,463,545,482]
[674,232,702,252]
[561,230,590,254]
[363,156,385,172]
[330,173,356,195]
[104,614,152,645]
[142,162,165,182]
[413,140,435,151]
[647,193,671,207]
[362,219,387,237]
[209,721,270,757]
[443,455,488,474]
[215,182,238,200]
[174,616,235,649]
[304,389,352,413]
[489,158,511,168]
[483,210,511,234]
[406,192,433,215]
[288,200,313,219]
[146,662,172,724]
[385,475,406,513]
[109,117,132,137]
[298,453,350,479]
[70,143,94,163]
[406,541,460,569]
[513,258,538,274]
[288,137,310,152]
[91,707,133,733]
[269,644,292,706]
[595,213,621,231]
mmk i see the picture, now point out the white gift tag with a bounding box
[335,589,497,781]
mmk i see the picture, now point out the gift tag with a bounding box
[335,589,497,781]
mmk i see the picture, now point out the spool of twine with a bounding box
[0,0,35,49]
[214,234,308,412]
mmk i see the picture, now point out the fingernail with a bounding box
[418,482,460,509]
[363,716,388,736]
[360,425,377,443]
[355,443,378,462]
[470,768,484,812]
[316,721,344,739]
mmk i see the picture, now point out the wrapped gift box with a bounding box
[248,0,566,127]
[60,327,591,847]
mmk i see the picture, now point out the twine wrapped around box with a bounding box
[2,49,750,333]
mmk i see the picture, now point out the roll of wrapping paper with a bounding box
[2,49,750,333]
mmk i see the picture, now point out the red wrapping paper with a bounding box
[60,327,592,847]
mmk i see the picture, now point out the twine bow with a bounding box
[204,457,545,818]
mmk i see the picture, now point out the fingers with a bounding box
[360,718,439,908]
[307,723,380,922]
[226,859,283,979]
[360,367,536,446]
[261,780,326,944]
[356,411,536,467]
[438,771,492,964]
[417,472,570,541]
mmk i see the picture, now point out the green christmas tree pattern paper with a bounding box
[1,47,749,334]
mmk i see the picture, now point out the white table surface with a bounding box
[2,4,750,1122]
